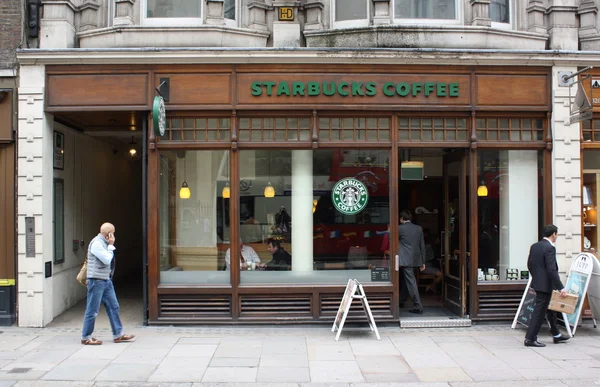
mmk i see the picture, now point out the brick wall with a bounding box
[0,0,22,69]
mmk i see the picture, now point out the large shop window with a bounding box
[334,0,369,27]
[477,150,544,282]
[394,0,458,22]
[236,149,391,284]
[159,150,230,284]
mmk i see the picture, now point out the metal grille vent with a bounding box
[478,290,523,317]
[159,295,232,318]
[320,294,392,319]
[240,295,312,317]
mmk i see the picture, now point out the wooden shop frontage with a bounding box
[45,62,553,324]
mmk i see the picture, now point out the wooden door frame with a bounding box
[442,150,468,316]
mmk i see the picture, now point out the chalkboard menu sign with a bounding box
[516,286,537,328]
[371,267,390,282]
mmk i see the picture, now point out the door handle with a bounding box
[395,255,399,272]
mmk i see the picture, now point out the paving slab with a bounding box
[112,348,170,365]
[398,345,459,369]
[355,355,411,375]
[95,383,192,387]
[362,372,421,382]
[492,348,558,370]
[201,367,258,383]
[12,382,93,387]
[178,338,221,345]
[94,363,157,382]
[41,358,110,381]
[213,344,262,359]
[210,357,260,367]
[0,381,14,387]
[309,360,364,383]
[256,366,310,383]
[349,338,401,356]
[413,367,472,382]
[308,342,355,361]
[517,368,577,380]
[259,354,309,368]
[147,358,209,383]
[68,344,128,360]
[167,345,218,358]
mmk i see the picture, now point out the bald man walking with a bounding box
[81,223,135,345]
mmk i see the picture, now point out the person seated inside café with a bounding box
[259,238,292,271]
[225,239,261,270]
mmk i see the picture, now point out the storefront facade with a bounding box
[18,50,587,326]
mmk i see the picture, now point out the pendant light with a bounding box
[476,157,488,197]
[179,153,191,199]
[477,181,488,197]
[127,136,140,161]
[222,152,230,199]
[264,152,275,198]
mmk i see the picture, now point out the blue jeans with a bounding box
[82,279,123,340]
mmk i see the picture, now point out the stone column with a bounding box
[372,0,391,25]
[40,0,76,48]
[526,0,546,34]
[207,0,226,26]
[78,0,100,31]
[304,1,325,31]
[546,0,578,50]
[552,66,582,280]
[291,150,313,272]
[114,0,135,26]
[470,0,491,27]
[578,0,598,38]
[17,64,54,327]
[248,0,269,31]
[498,151,539,279]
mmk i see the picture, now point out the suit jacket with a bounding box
[527,239,564,294]
[398,221,425,267]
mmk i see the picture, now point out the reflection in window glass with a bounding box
[395,0,456,19]
[224,0,235,20]
[336,0,368,21]
[490,0,509,23]
[238,149,391,284]
[477,150,543,282]
[159,150,231,284]
[147,0,201,18]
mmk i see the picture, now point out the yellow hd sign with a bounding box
[279,7,294,21]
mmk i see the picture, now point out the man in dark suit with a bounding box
[398,209,426,314]
[525,224,569,347]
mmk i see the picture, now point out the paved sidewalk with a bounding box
[1,323,600,387]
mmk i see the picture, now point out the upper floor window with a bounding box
[142,0,237,26]
[490,0,511,28]
[333,0,369,28]
[394,0,459,24]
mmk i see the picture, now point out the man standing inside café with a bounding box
[525,224,570,347]
[398,209,426,315]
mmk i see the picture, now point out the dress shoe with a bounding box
[524,339,546,347]
[553,334,569,344]
[409,308,424,315]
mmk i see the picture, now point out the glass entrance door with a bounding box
[443,151,468,316]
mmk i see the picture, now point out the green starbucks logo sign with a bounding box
[332,177,369,215]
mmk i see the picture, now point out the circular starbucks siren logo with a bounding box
[332,177,369,215]
[153,96,166,136]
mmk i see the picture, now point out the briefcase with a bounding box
[548,291,578,314]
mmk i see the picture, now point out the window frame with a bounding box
[332,0,370,29]
[392,0,462,26]
[490,0,513,30]
[141,0,206,27]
